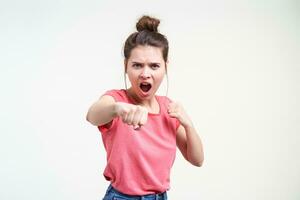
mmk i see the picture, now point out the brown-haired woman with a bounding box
[86,15,204,200]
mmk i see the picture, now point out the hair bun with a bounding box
[136,15,160,32]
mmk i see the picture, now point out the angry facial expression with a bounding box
[125,45,166,100]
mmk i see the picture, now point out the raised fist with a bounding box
[115,102,148,130]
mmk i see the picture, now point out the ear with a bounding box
[165,59,169,65]
[165,60,169,71]
[124,59,128,72]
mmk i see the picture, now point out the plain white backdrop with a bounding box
[1,0,299,199]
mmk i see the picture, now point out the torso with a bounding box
[98,89,180,195]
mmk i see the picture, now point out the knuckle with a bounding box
[133,106,139,113]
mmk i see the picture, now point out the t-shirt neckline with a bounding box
[123,89,161,116]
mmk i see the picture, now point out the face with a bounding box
[125,45,166,100]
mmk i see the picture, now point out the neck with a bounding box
[126,88,156,108]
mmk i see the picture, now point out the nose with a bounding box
[140,66,151,79]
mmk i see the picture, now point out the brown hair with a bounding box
[123,15,169,95]
[123,15,169,62]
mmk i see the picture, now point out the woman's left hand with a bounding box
[167,102,193,128]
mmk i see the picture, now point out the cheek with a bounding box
[127,71,138,81]
[155,71,165,81]
[127,74,141,88]
[153,74,165,87]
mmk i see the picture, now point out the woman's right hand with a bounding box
[115,102,148,130]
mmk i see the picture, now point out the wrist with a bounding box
[182,121,194,130]
[113,102,120,117]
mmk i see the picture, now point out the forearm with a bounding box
[184,124,204,167]
[86,101,117,126]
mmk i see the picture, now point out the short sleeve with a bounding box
[97,89,125,133]
[162,96,181,131]
[100,89,126,102]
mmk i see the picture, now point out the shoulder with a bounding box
[156,95,174,104]
[155,95,175,112]
[101,89,128,102]
[156,95,181,131]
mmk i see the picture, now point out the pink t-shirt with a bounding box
[98,89,180,195]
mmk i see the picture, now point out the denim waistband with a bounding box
[106,184,167,200]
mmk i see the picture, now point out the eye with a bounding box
[132,63,142,68]
[151,64,160,69]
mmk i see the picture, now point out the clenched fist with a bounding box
[115,102,148,130]
[168,102,193,128]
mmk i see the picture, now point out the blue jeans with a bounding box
[102,184,168,200]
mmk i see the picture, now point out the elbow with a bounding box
[195,159,204,167]
[191,159,204,167]
[86,112,92,124]
[188,156,204,167]
[86,112,98,126]
[86,113,90,123]
[186,152,204,167]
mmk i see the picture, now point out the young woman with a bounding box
[86,15,204,200]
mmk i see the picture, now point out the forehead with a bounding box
[129,45,164,63]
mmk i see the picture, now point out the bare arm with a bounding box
[86,95,117,126]
[86,95,148,129]
[176,124,204,167]
[168,102,204,167]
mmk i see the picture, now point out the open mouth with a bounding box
[140,82,152,93]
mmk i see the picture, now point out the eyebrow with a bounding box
[131,61,161,65]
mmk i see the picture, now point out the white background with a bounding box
[1,0,299,199]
